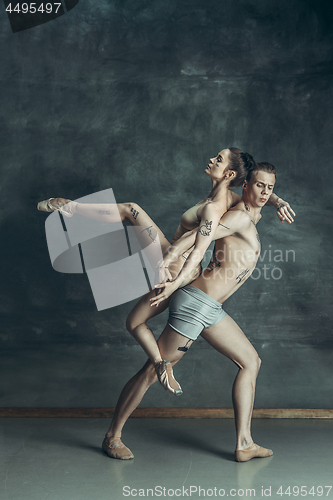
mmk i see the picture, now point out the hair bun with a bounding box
[242,152,255,171]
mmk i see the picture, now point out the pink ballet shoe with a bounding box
[37,197,76,218]
[155,360,183,396]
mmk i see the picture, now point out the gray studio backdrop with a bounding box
[0,0,332,409]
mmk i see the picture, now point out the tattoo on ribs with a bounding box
[236,268,250,283]
[207,254,221,272]
[199,219,213,236]
[131,207,139,219]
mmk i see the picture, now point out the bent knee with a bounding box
[252,355,261,374]
[126,316,146,336]
[240,354,261,373]
[126,314,135,334]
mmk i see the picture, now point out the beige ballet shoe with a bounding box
[37,197,76,218]
[235,443,273,462]
[155,360,183,396]
[102,436,134,460]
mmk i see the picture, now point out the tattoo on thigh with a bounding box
[199,220,212,236]
[131,207,139,219]
[236,268,250,283]
[177,339,194,352]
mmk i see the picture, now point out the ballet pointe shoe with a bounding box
[37,197,76,218]
[235,443,273,462]
[102,436,134,460]
[155,360,183,396]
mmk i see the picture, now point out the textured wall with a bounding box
[0,0,332,408]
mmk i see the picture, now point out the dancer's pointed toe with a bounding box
[37,197,76,217]
[155,360,183,396]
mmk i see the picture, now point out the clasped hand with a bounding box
[150,279,179,308]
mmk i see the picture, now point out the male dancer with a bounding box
[103,161,287,462]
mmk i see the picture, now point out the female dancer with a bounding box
[37,147,294,394]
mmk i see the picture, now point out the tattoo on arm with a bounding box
[131,207,139,219]
[218,223,230,229]
[140,225,157,243]
[236,268,250,283]
[98,210,111,215]
[199,219,213,236]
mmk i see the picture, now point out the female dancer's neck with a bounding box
[208,179,230,202]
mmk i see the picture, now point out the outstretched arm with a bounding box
[265,193,296,223]
[230,190,295,223]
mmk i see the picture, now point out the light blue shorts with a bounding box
[168,285,227,340]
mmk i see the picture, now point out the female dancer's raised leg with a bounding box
[38,197,185,390]
[200,315,273,462]
[102,325,194,459]
[38,198,171,254]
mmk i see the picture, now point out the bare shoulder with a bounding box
[220,208,252,230]
[201,201,226,217]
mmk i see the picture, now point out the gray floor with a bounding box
[1,418,332,500]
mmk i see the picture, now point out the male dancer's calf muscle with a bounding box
[102,325,191,459]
